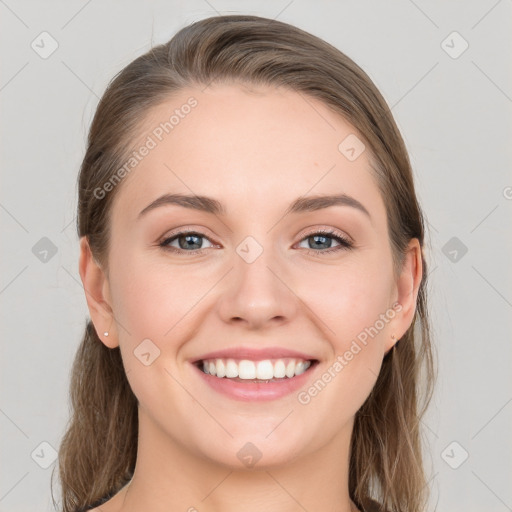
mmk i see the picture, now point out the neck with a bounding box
[119,409,358,512]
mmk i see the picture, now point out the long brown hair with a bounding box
[54,14,436,512]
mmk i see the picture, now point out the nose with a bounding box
[216,243,298,330]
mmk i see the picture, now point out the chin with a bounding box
[197,432,306,471]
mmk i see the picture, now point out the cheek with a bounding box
[296,257,394,343]
[108,248,209,339]
[295,265,390,419]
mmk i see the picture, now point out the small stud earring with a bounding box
[103,318,113,338]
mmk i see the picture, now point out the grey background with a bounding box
[1,1,511,511]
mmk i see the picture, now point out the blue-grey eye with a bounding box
[161,232,214,251]
[297,232,351,251]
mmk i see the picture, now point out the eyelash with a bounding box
[158,228,353,257]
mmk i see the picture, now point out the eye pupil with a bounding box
[309,235,332,250]
[179,234,202,250]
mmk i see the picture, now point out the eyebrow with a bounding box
[138,192,371,219]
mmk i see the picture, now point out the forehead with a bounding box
[111,83,386,227]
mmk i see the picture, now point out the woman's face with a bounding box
[83,83,419,469]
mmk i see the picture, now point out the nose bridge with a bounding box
[217,233,296,327]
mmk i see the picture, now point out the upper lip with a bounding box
[191,347,318,364]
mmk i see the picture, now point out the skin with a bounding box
[79,83,422,512]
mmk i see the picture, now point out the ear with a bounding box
[385,238,423,353]
[78,236,119,348]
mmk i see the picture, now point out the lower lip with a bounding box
[193,362,317,402]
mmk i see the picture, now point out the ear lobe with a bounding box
[78,236,119,348]
[383,334,398,357]
[385,238,423,352]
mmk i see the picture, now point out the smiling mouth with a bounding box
[195,357,318,383]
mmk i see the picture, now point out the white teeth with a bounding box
[274,360,286,378]
[200,357,312,380]
[285,360,295,378]
[256,360,274,380]
[216,359,226,378]
[295,361,307,375]
[225,359,238,378]
[239,360,256,379]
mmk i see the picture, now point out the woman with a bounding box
[54,14,435,512]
